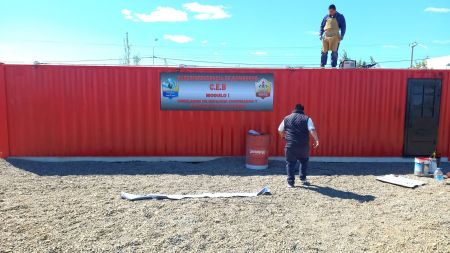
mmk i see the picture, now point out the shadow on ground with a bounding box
[303,184,376,202]
[6,157,450,177]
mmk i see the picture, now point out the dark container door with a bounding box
[404,79,442,156]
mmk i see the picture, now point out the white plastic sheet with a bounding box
[376,174,425,188]
[121,187,271,201]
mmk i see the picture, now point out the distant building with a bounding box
[426,56,450,69]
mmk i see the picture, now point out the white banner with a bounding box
[121,187,271,201]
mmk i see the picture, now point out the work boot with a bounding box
[287,182,295,188]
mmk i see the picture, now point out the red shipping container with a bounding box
[0,65,449,158]
[0,64,9,158]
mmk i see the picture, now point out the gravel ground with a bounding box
[0,158,449,253]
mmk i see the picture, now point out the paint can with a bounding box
[414,157,430,176]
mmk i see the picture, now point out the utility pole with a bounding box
[409,42,418,68]
[123,32,131,65]
[153,38,159,65]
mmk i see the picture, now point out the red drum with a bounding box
[246,133,270,170]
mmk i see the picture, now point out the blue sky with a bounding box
[1,0,449,68]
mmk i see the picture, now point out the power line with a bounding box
[3,37,440,67]
[44,58,123,63]
[377,58,424,64]
[153,56,316,66]
[40,52,400,63]
[36,54,433,67]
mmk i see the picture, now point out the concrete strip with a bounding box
[272,157,418,163]
[9,156,449,163]
[9,156,221,163]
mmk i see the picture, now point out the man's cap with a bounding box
[329,4,336,10]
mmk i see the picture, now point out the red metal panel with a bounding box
[436,71,450,158]
[274,69,409,157]
[0,64,9,158]
[4,65,450,157]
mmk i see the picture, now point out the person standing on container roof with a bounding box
[320,4,346,68]
[278,104,320,188]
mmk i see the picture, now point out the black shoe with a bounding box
[301,180,310,186]
[287,182,295,188]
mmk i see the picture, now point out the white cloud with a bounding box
[424,7,450,13]
[163,34,194,43]
[183,2,231,20]
[306,31,320,36]
[251,51,268,56]
[201,40,208,45]
[433,40,450,44]
[123,3,232,23]
[132,7,188,22]
[122,9,132,16]
[382,45,398,49]
[220,42,227,47]
[122,9,133,20]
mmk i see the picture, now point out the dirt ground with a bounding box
[0,158,449,253]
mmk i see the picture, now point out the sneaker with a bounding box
[287,182,295,188]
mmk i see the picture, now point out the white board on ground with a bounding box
[121,187,271,201]
[376,174,425,188]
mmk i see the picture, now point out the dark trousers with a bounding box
[321,51,339,67]
[320,43,340,67]
[285,147,309,184]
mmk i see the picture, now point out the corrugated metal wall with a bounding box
[1,65,449,157]
[435,71,450,157]
[0,64,9,158]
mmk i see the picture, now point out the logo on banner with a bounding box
[255,78,272,99]
[161,78,179,99]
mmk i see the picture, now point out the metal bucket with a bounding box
[414,157,430,176]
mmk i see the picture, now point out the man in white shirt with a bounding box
[278,104,319,187]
